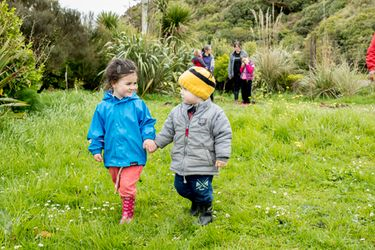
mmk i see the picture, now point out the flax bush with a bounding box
[298,61,367,98]
[106,33,190,96]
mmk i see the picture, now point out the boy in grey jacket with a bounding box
[150,66,232,225]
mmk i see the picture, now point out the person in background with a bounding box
[87,59,157,224]
[239,56,255,104]
[202,45,215,101]
[228,41,248,103]
[192,49,208,68]
[147,66,232,226]
[202,45,215,73]
[366,32,375,81]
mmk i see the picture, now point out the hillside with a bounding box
[125,0,375,68]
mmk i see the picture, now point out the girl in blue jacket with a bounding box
[87,59,156,224]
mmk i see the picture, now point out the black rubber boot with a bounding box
[190,202,199,216]
[198,203,213,226]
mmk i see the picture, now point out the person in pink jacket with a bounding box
[366,33,375,81]
[239,56,255,104]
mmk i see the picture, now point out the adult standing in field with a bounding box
[228,41,248,103]
[202,45,215,73]
[366,32,375,81]
[202,45,215,101]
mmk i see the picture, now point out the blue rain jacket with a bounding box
[87,91,156,168]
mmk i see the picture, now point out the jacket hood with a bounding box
[102,90,139,103]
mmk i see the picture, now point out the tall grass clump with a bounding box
[254,47,296,92]
[250,6,283,48]
[298,61,368,98]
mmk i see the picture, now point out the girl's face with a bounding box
[112,72,138,99]
[234,45,241,53]
[180,87,202,104]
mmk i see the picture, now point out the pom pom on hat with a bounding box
[178,67,215,100]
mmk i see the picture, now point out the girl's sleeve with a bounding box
[139,101,156,141]
[246,63,254,74]
[240,65,245,73]
[87,107,105,155]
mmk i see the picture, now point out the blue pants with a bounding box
[174,174,213,205]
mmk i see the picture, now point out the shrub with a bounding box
[213,54,229,85]
[298,61,366,98]
[243,41,257,57]
[314,6,375,69]
[0,2,43,98]
[253,47,296,92]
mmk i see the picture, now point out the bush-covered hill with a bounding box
[126,0,375,69]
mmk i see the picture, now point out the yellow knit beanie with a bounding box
[178,67,216,100]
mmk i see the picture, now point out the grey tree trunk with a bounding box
[141,0,148,35]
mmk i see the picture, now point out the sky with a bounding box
[58,0,139,16]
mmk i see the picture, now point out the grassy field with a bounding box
[0,90,374,249]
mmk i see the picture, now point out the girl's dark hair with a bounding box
[104,59,138,90]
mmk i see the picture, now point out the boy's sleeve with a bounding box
[212,110,232,161]
[139,101,156,141]
[87,107,105,155]
[154,110,175,148]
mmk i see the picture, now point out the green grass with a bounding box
[0,90,374,249]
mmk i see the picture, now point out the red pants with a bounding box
[109,166,143,198]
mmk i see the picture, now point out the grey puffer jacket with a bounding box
[155,99,232,176]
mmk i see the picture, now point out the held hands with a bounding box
[143,139,158,153]
[93,153,103,162]
[215,160,227,169]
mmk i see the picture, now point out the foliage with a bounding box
[243,41,257,57]
[0,1,43,98]
[313,5,375,69]
[298,61,367,98]
[293,0,347,36]
[96,11,120,30]
[0,90,374,248]
[6,0,107,90]
[161,3,191,40]
[213,54,229,84]
[253,47,296,92]
[210,38,232,58]
[13,88,43,111]
[220,27,252,44]
[106,33,191,95]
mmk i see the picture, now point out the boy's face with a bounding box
[181,87,202,104]
[112,72,138,99]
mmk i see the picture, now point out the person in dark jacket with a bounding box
[202,45,215,73]
[228,41,248,103]
[147,66,232,225]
